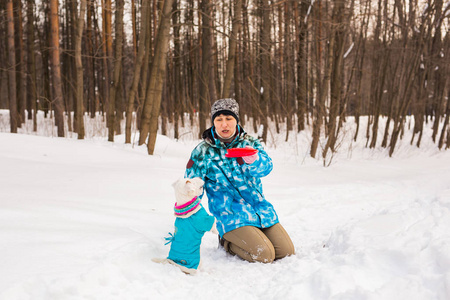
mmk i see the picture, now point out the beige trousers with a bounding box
[222,223,295,263]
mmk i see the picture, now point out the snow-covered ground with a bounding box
[1,112,450,300]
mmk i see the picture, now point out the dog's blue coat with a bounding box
[166,204,215,270]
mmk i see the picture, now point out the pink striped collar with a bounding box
[174,196,200,216]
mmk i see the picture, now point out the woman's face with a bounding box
[213,114,237,138]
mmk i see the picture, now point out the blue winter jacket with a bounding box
[185,126,279,237]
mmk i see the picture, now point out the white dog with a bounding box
[153,177,217,275]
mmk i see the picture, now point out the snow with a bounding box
[1,113,450,300]
[444,2,450,17]
[343,42,354,59]
[421,4,429,17]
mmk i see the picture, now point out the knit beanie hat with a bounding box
[211,98,239,123]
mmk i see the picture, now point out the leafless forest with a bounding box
[0,0,449,156]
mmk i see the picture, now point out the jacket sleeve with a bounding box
[185,143,208,181]
[243,138,273,177]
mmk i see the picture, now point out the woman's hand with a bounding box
[242,146,258,164]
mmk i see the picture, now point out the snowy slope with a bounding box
[1,119,450,299]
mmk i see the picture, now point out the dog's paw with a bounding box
[166,259,198,275]
[210,221,219,235]
[152,258,169,264]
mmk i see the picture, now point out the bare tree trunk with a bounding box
[410,3,428,148]
[14,0,26,126]
[172,0,183,139]
[430,0,445,143]
[199,0,214,138]
[139,0,174,154]
[388,54,423,156]
[242,2,258,132]
[64,0,75,133]
[368,0,388,149]
[6,0,18,133]
[310,0,326,158]
[115,67,124,135]
[39,2,51,118]
[49,0,65,137]
[131,0,137,57]
[126,0,150,144]
[104,0,113,73]
[101,0,112,115]
[183,0,195,127]
[439,90,450,149]
[234,33,242,120]
[387,0,433,156]
[210,12,219,103]
[75,0,87,139]
[26,0,38,131]
[222,0,242,98]
[352,0,370,141]
[107,0,124,142]
[438,32,450,149]
[138,0,154,130]
[86,0,97,117]
[323,0,347,158]
[284,0,295,140]
[295,0,308,133]
[259,0,272,142]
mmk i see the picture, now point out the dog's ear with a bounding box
[172,179,179,189]
[185,180,194,190]
[172,178,186,190]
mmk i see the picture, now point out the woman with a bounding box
[185,98,295,263]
